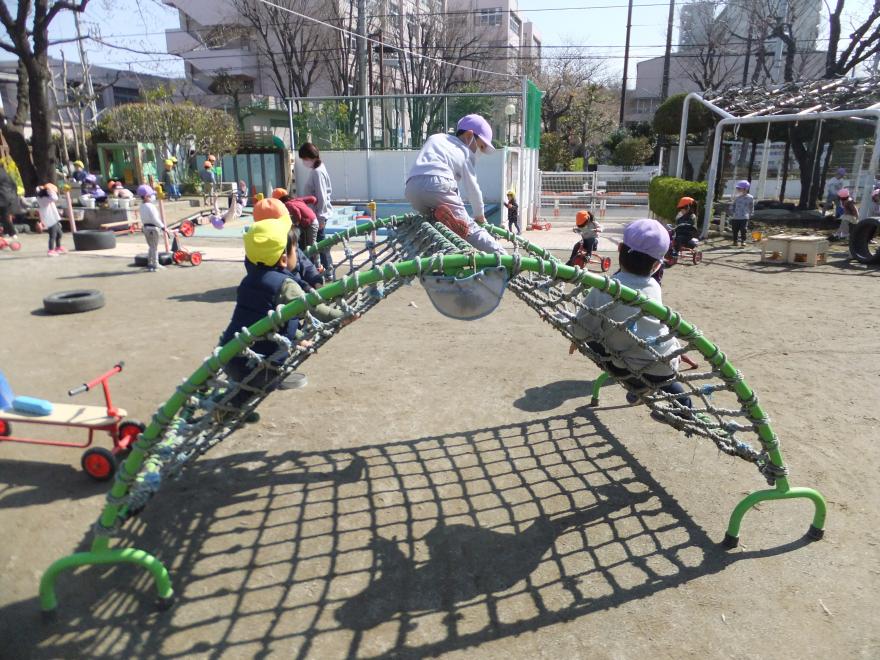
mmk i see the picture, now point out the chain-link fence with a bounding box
[538,168,657,221]
[289,93,524,152]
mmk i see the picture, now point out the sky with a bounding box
[38,0,872,88]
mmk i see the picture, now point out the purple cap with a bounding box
[456,114,496,152]
[84,174,97,184]
[623,219,670,262]
[735,180,750,190]
[836,167,846,176]
[136,184,155,198]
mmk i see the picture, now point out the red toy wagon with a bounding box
[0,362,144,480]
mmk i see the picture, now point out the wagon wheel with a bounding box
[172,250,185,264]
[693,250,703,264]
[0,418,11,437]
[9,241,21,251]
[179,220,195,237]
[117,419,145,453]
[600,256,612,272]
[189,252,203,266]
[81,446,117,481]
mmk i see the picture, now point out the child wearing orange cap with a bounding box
[200,160,217,207]
[36,183,64,256]
[566,210,602,266]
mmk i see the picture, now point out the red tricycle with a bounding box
[0,362,144,480]
[570,245,612,272]
[170,220,203,266]
[0,235,21,251]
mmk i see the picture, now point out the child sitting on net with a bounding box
[567,219,694,413]
[217,207,348,415]
[566,210,602,266]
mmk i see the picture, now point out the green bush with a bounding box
[611,136,653,167]
[648,176,708,222]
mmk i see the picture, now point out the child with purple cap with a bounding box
[568,218,693,410]
[138,184,166,272]
[728,180,754,247]
[405,114,506,255]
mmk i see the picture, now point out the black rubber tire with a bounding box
[133,252,174,267]
[72,229,116,251]
[849,217,880,265]
[43,289,105,315]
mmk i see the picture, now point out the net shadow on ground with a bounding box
[2,410,814,659]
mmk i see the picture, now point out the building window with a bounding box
[477,8,502,26]
[112,86,140,105]
[509,13,521,37]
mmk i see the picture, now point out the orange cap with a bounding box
[252,197,290,222]
[575,210,593,227]
[203,160,212,168]
[43,182,58,194]
[271,187,288,200]
[676,196,695,209]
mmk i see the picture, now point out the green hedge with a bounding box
[648,176,708,222]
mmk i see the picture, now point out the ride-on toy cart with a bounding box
[0,362,144,480]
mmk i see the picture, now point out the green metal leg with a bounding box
[723,481,827,549]
[590,371,611,406]
[39,547,174,614]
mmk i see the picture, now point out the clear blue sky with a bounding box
[44,0,865,86]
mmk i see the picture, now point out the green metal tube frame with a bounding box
[39,218,825,614]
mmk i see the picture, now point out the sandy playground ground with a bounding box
[0,215,879,659]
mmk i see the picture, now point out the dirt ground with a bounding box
[1,222,879,660]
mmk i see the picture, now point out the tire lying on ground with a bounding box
[133,252,174,267]
[72,229,116,251]
[849,217,880,265]
[43,289,105,315]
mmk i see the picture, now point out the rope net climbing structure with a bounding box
[39,214,826,615]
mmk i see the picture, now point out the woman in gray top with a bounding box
[299,142,334,276]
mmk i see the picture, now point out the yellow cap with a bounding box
[506,189,515,196]
[73,160,84,168]
[164,159,174,167]
[244,216,292,266]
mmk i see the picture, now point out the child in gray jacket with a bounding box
[729,180,754,247]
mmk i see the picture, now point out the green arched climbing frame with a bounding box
[38,216,826,616]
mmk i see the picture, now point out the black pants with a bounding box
[567,237,597,265]
[47,223,62,250]
[588,342,693,408]
[508,219,520,234]
[0,208,15,237]
[316,225,332,273]
[731,218,748,244]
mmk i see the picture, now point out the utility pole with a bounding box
[660,0,675,102]
[74,12,98,125]
[356,0,369,149]
[619,0,634,126]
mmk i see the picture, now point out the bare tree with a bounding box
[392,10,492,144]
[825,0,880,78]
[678,0,741,90]
[529,49,605,134]
[0,0,91,190]
[232,0,326,107]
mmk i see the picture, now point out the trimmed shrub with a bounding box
[648,176,708,222]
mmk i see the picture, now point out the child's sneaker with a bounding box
[47,249,58,257]
[56,246,67,253]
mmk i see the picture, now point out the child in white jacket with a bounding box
[405,114,506,255]
[37,183,64,256]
